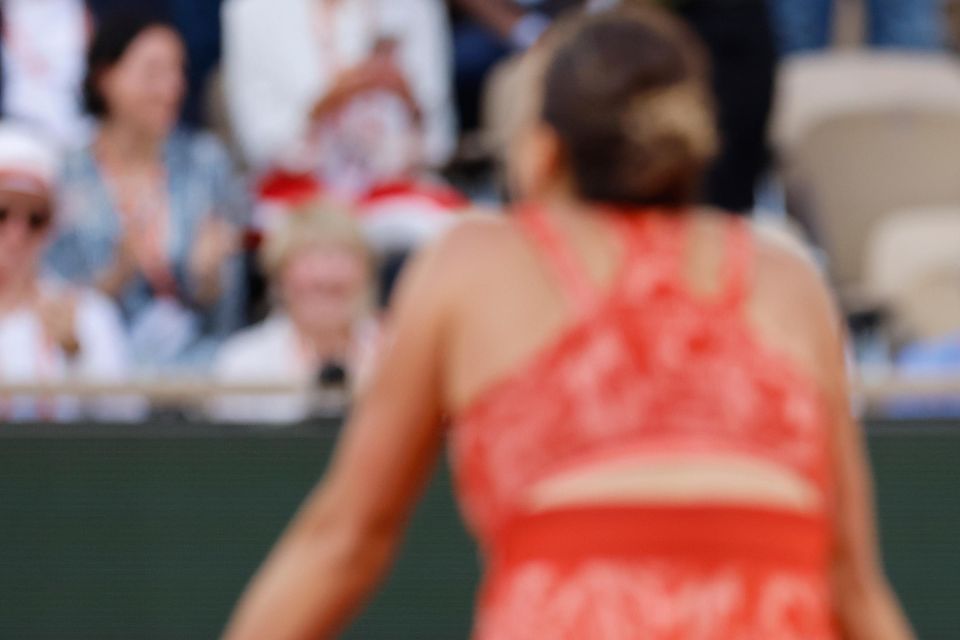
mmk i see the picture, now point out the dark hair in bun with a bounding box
[541,6,717,209]
[83,10,181,119]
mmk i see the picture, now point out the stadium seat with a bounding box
[865,207,960,342]
[772,51,960,157]
[781,109,960,305]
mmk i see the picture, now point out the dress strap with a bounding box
[516,205,597,311]
[719,217,755,309]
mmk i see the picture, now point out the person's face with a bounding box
[99,26,186,138]
[0,189,53,283]
[280,246,369,334]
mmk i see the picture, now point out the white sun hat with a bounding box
[0,123,61,197]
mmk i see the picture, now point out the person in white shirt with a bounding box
[0,0,90,146]
[0,124,137,421]
[222,0,456,185]
[211,203,379,424]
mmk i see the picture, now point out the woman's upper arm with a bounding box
[310,233,459,538]
[828,354,891,598]
[755,236,887,587]
[798,259,913,636]
[788,252,887,588]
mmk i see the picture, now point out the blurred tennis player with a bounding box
[224,5,912,639]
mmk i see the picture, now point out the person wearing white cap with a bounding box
[0,124,138,422]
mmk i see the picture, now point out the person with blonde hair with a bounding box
[210,204,379,424]
[225,6,911,638]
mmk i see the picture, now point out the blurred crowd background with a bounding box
[4,0,960,424]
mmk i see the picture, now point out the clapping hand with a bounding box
[189,216,239,306]
[96,232,141,299]
[310,45,421,124]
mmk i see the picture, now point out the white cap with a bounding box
[0,124,60,197]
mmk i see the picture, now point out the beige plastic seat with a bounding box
[866,207,960,300]
[865,207,960,341]
[782,109,960,302]
[772,51,960,161]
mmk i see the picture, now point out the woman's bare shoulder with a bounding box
[393,211,525,314]
[752,224,837,323]
[419,212,525,282]
[440,210,520,250]
[748,222,845,377]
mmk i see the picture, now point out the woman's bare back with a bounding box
[440,206,844,514]
[443,208,840,417]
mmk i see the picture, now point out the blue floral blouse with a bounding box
[47,129,249,371]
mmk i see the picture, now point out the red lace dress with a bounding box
[449,207,838,639]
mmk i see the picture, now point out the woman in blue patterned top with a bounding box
[48,11,247,371]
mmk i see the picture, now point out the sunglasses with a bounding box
[0,206,53,234]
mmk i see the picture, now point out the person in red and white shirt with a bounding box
[223,0,456,192]
[0,124,139,421]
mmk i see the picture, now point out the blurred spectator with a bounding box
[222,0,456,190]
[770,0,945,55]
[0,124,137,421]
[0,0,91,145]
[250,170,466,309]
[47,12,247,372]
[465,0,776,213]
[452,0,581,50]
[449,1,580,132]
[210,204,379,424]
[86,0,225,126]
[672,0,777,213]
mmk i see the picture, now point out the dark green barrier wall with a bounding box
[0,421,957,639]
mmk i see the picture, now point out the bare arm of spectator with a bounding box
[37,292,81,358]
[189,217,240,308]
[451,0,526,40]
[308,50,422,125]
[452,0,552,48]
